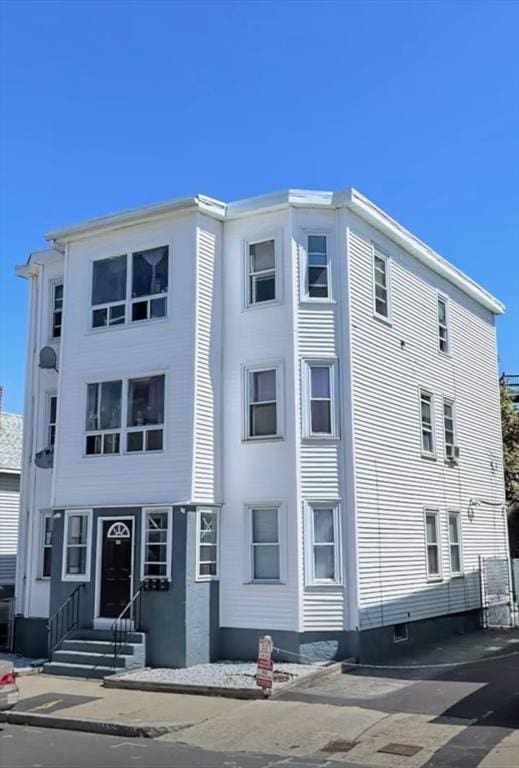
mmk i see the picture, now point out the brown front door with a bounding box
[99,519,133,618]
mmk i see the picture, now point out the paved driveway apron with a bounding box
[278,630,519,768]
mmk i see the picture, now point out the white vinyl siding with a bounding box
[425,510,441,580]
[247,238,277,306]
[141,507,172,580]
[62,509,92,582]
[0,473,20,585]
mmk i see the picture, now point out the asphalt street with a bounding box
[0,724,360,768]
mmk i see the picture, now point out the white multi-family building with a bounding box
[14,188,509,675]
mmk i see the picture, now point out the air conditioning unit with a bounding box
[34,447,54,469]
[446,445,460,462]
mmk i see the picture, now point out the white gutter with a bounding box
[342,188,505,315]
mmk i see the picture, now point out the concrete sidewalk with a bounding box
[2,674,241,737]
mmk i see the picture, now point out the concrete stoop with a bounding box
[43,630,146,679]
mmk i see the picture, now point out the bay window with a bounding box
[249,506,281,582]
[245,365,281,439]
[40,512,54,578]
[90,246,168,329]
[248,239,276,305]
[51,282,63,338]
[303,360,338,438]
[307,235,329,299]
[306,503,342,585]
[196,509,219,579]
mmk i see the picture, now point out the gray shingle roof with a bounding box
[0,412,23,472]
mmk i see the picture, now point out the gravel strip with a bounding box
[118,661,324,689]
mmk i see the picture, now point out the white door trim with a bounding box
[94,515,135,628]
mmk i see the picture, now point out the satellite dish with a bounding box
[39,346,58,371]
[34,447,54,469]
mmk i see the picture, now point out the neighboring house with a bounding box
[0,398,23,596]
[502,374,519,412]
[14,188,509,675]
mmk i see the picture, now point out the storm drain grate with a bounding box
[378,743,422,757]
[321,740,357,753]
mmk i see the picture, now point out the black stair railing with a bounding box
[111,586,142,671]
[48,583,85,658]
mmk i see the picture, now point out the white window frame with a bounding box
[89,246,170,332]
[245,503,287,584]
[448,511,463,577]
[243,233,282,309]
[243,362,284,441]
[196,508,219,581]
[50,280,64,340]
[46,392,57,449]
[84,373,166,457]
[443,397,457,462]
[372,246,392,323]
[62,509,93,582]
[304,502,343,586]
[140,506,173,581]
[437,294,450,355]
[39,511,54,579]
[300,230,333,303]
[419,389,436,458]
[424,508,442,581]
[302,359,339,439]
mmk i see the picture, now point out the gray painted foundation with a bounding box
[47,505,219,668]
[14,616,48,658]
[220,610,482,665]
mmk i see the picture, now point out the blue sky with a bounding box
[1,0,518,413]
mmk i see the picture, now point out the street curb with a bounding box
[0,710,185,738]
[104,659,352,700]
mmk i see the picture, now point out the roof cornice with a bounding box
[45,194,227,244]
[343,189,504,315]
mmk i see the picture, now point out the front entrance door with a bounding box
[99,519,133,618]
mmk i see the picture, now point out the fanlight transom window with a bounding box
[106,522,131,539]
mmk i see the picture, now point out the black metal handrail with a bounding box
[48,583,85,658]
[111,586,142,670]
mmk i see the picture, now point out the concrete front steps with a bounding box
[43,629,146,679]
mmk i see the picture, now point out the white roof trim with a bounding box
[20,187,503,314]
[45,194,226,243]
[343,189,504,315]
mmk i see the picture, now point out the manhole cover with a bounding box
[378,743,422,757]
[321,740,357,753]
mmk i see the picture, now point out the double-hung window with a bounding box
[127,375,165,452]
[443,398,457,460]
[62,509,92,581]
[91,246,168,329]
[438,296,449,354]
[306,503,342,585]
[91,255,127,328]
[303,361,338,438]
[448,512,462,575]
[47,394,57,448]
[40,512,54,578]
[420,390,435,457]
[85,375,165,455]
[85,380,122,455]
[249,506,281,582]
[141,507,172,579]
[248,239,276,305]
[425,510,441,579]
[131,246,169,321]
[245,366,280,439]
[196,509,219,579]
[307,235,329,299]
[373,249,390,320]
[51,282,63,338]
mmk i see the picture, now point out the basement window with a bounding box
[393,623,408,643]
